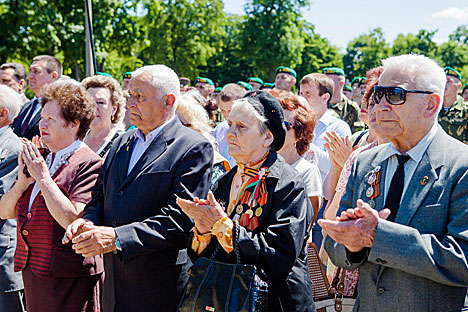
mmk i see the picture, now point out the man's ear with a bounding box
[51,71,59,81]
[424,93,440,119]
[19,79,26,93]
[322,92,331,103]
[0,108,9,123]
[165,94,176,110]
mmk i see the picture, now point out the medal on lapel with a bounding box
[366,166,381,209]
[237,167,269,230]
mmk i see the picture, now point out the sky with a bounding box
[224,0,468,52]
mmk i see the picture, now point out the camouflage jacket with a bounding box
[329,95,363,133]
[438,95,468,144]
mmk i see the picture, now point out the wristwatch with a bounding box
[113,236,122,254]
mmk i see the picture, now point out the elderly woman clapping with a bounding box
[177,91,315,311]
[0,81,103,312]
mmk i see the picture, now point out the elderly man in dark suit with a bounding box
[12,55,61,140]
[0,85,26,311]
[66,64,213,311]
[320,54,468,311]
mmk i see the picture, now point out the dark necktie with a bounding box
[384,154,411,222]
[20,99,39,136]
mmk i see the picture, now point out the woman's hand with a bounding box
[16,151,35,191]
[176,191,227,234]
[324,131,353,169]
[21,140,50,183]
[31,135,46,151]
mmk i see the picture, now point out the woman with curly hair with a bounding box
[276,93,323,217]
[82,75,125,158]
[0,81,103,312]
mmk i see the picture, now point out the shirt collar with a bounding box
[53,140,84,161]
[134,115,175,144]
[0,125,10,136]
[381,123,439,162]
[317,110,334,126]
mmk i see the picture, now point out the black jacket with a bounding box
[12,99,41,140]
[189,152,316,312]
[83,117,213,312]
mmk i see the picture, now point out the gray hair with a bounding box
[132,65,180,111]
[381,54,446,114]
[0,85,22,122]
[231,98,268,134]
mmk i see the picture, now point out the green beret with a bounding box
[196,77,214,86]
[350,77,361,85]
[444,67,461,80]
[237,81,253,91]
[275,66,297,78]
[343,85,352,92]
[122,72,132,79]
[214,87,222,93]
[260,82,275,89]
[358,77,367,86]
[462,83,468,93]
[97,72,113,78]
[247,77,264,84]
[322,67,345,76]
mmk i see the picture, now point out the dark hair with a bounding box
[41,82,96,140]
[362,67,384,108]
[277,94,316,156]
[0,63,27,81]
[220,83,247,102]
[300,73,335,104]
[32,55,62,78]
[81,75,125,124]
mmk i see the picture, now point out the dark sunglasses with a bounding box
[372,85,433,105]
[284,121,294,131]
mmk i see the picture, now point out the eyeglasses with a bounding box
[372,86,433,105]
[284,121,294,131]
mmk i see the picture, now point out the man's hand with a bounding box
[63,218,94,244]
[318,199,390,252]
[176,191,227,234]
[71,225,117,258]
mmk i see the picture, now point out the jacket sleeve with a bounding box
[114,141,213,263]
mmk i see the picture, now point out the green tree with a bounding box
[139,0,226,78]
[391,29,438,57]
[240,0,310,80]
[343,28,390,78]
[437,40,468,70]
[449,25,468,45]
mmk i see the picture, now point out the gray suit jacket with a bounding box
[0,127,24,292]
[325,127,468,312]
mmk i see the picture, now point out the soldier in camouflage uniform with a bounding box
[438,67,468,144]
[322,67,363,133]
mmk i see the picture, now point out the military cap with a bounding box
[344,85,352,92]
[260,82,275,90]
[358,77,367,86]
[350,77,361,85]
[243,90,286,151]
[196,77,214,86]
[444,67,461,81]
[97,72,113,78]
[237,81,253,91]
[214,87,222,93]
[275,66,297,78]
[322,67,345,76]
[122,72,132,79]
[463,83,468,93]
[247,77,264,84]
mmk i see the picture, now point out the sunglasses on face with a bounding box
[284,121,294,131]
[372,85,433,105]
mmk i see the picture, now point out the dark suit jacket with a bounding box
[12,99,41,140]
[0,127,24,292]
[189,152,315,312]
[325,128,468,312]
[82,117,213,312]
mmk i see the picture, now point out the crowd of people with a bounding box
[0,52,466,312]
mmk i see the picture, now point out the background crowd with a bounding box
[0,50,466,312]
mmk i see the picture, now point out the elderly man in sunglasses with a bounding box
[319,54,468,312]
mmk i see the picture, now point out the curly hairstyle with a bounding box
[275,93,316,156]
[81,75,125,124]
[362,66,384,108]
[41,81,96,140]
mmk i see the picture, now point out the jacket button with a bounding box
[22,230,29,236]
[118,191,123,197]
[27,213,32,219]
[377,287,385,294]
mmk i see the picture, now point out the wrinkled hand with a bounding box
[31,135,46,150]
[318,199,389,252]
[71,225,117,258]
[21,140,49,182]
[63,218,95,244]
[324,131,353,169]
[16,151,35,191]
[176,191,227,234]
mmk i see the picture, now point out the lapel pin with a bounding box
[368,199,375,209]
[421,176,429,186]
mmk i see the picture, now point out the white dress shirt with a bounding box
[380,123,439,204]
[213,120,236,167]
[21,96,41,127]
[127,116,175,175]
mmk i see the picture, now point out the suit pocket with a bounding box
[416,203,443,217]
[0,234,10,247]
